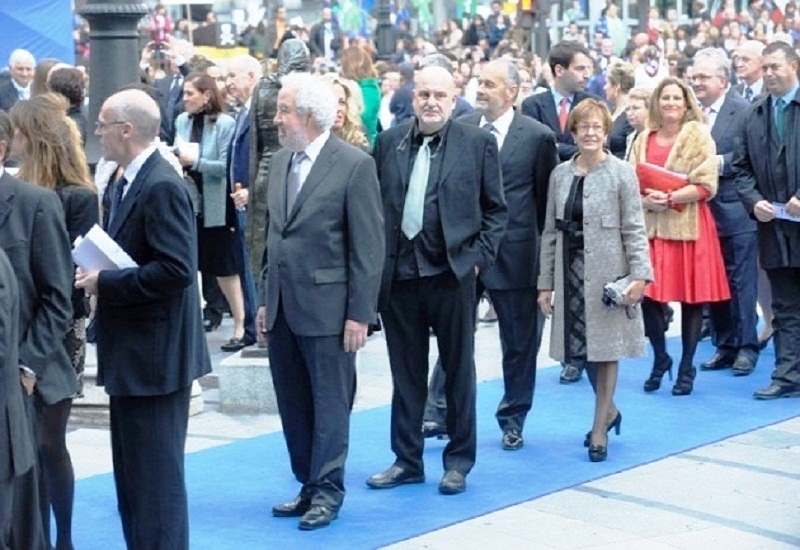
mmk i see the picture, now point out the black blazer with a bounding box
[0,172,76,404]
[0,246,36,482]
[374,120,508,309]
[0,80,18,113]
[520,89,597,161]
[708,89,755,238]
[734,88,800,269]
[56,184,99,318]
[152,70,187,145]
[96,151,211,396]
[458,111,558,290]
[608,114,634,159]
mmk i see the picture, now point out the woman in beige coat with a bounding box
[538,99,653,462]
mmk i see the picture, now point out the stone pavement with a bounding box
[67,306,800,549]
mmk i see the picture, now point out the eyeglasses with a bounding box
[95,120,127,131]
[576,123,605,134]
[688,73,720,82]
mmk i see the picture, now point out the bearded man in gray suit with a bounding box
[257,73,384,530]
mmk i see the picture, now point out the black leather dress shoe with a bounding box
[699,351,736,371]
[753,383,800,400]
[501,428,523,451]
[422,421,447,439]
[366,464,425,489]
[272,495,311,517]
[438,470,466,494]
[203,316,222,332]
[732,355,756,376]
[220,337,255,353]
[560,363,583,384]
[298,504,337,530]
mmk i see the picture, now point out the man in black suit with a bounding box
[521,41,595,163]
[733,40,765,103]
[521,41,594,384]
[257,73,384,530]
[423,59,557,450]
[75,89,211,548]
[0,49,34,113]
[223,55,261,351]
[309,7,342,61]
[0,110,73,550]
[0,247,39,550]
[691,48,760,376]
[367,66,507,495]
[734,42,800,399]
[151,54,190,146]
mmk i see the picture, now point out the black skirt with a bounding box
[198,220,239,276]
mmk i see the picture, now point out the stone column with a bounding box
[79,0,148,163]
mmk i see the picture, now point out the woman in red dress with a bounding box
[630,77,730,396]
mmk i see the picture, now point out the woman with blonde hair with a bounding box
[338,45,380,147]
[630,77,729,396]
[10,91,98,550]
[322,73,370,151]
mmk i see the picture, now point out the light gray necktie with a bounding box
[744,87,753,102]
[286,151,306,213]
[401,136,433,239]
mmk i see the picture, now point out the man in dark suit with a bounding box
[733,40,765,103]
[75,89,211,548]
[151,55,190,145]
[423,59,557,450]
[0,49,34,113]
[691,48,760,376]
[521,41,595,163]
[309,7,342,61]
[734,41,800,399]
[366,66,507,495]
[0,110,73,550]
[223,55,261,351]
[0,247,39,550]
[257,73,384,530]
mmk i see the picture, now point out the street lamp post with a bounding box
[374,0,394,60]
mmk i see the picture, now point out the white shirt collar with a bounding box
[301,130,330,163]
[709,91,727,114]
[480,107,514,138]
[122,145,157,185]
[747,78,763,96]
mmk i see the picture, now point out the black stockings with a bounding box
[36,398,74,550]
[642,298,704,371]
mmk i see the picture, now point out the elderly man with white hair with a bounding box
[0,49,35,112]
[75,89,211,549]
[257,73,384,530]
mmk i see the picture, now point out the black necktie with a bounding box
[109,176,128,227]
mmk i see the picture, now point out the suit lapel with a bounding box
[273,150,290,226]
[286,135,338,226]
[108,152,157,238]
[500,113,524,165]
[542,91,560,135]
[711,96,735,141]
[394,126,413,198]
[0,173,14,232]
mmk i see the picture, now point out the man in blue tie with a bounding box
[734,41,800,399]
[223,55,262,351]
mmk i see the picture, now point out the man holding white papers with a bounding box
[75,89,210,549]
[734,42,800,399]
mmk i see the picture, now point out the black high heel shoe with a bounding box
[672,365,697,396]
[583,411,622,447]
[643,356,673,392]
[759,332,774,350]
[588,444,607,462]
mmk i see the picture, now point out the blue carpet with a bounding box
[72,337,798,549]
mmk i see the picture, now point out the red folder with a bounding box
[636,163,689,212]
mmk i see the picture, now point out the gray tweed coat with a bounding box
[538,154,653,362]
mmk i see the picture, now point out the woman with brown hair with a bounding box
[630,77,729,396]
[604,60,636,159]
[172,73,247,351]
[10,91,98,550]
[338,45,380,147]
[322,73,370,151]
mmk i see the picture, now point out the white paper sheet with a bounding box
[72,224,138,271]
[772,202,800,223]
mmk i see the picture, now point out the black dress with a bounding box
[188,115,239,277]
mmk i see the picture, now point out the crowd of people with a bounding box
[1,0,800,547]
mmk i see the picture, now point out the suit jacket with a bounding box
[708,89,755,238]
[0,80,18,113]
[520,89,597,161]
[260,134,385,336]
[174,112,236,227]
[56,184,100,318]
[458,111,558,290]
[0,246,35,482]
[96,151,211,396]
[374,120,507,309]
[227,108,251,190]
[309,21,342,58]
[734,88,800,269]
[152,70,188,145]
[0,173,76,405]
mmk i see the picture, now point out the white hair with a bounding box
[281,72,337,132]
[9,49,35,67]
[694,47,731,78]
[106,89,161,144]
[227,55,263,78]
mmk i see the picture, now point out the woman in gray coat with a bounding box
[538,99,653,462]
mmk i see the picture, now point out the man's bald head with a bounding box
[413,66,457,134]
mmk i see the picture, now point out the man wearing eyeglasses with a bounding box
[690,48,759,377]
